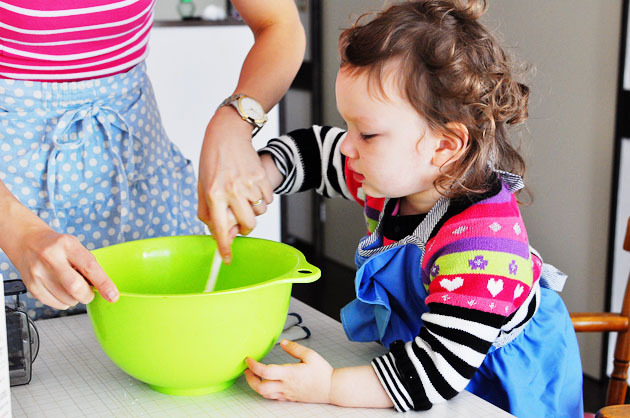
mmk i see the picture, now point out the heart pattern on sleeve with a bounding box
[440,277,464,292]
[487,278,504,297]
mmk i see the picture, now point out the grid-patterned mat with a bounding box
[11,298,513,417]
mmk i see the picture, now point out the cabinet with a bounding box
[145,21,281,242]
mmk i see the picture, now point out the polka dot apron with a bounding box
[0,63,205,319]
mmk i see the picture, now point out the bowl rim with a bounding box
[90,235,321,299]
[91,274,317,299]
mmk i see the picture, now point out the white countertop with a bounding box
[11,298,513,417]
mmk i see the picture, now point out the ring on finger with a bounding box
[251,198,264,206]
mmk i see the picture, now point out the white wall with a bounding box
[321,0,385,268]
[320,0,621,378]
[146,25,281,243]
[483,1,621,378]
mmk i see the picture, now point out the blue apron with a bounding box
[340,174,583,417]
[340,243,427,348]
[0,64,206,319]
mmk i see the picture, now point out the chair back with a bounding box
[571,217,630,407]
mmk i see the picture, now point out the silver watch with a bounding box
[218,94,267,137]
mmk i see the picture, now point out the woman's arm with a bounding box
[227,0,306,110]
[0,180,118,309]
[197,0,305,264]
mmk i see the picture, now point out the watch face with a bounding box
[238,96,265,121]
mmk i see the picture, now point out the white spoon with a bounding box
[204,250,222,293]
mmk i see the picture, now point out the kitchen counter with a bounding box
[11,298,513,417]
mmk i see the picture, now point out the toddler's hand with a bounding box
[245,340,334,404]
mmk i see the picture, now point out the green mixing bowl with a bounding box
[86,235,320,396]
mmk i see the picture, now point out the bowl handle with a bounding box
[274,257,321,284]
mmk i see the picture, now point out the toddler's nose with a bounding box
[339,131,357,158]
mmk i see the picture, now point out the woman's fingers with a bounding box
[197,116,275,261]
[18,231,118,309]
[251,197,268,216]
[19,235,83,308]
[67,238,118,303]
[44,268,86,306]
[197,182,212,226]
[206,198,234,263]
[199,175,271,263]
[205,201,245,264]
[230,194,258,236]
[225,175,270,236]
[27,281,70,311]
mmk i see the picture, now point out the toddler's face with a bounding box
[336,65,443,213]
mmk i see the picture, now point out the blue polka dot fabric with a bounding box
[0,63,206,319]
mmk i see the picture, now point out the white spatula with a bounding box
[204,250,222,293]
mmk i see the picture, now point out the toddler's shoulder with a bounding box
[430,182,528,252]
[422,183,534,316]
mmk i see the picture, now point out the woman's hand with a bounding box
[197,108,273,264]
[11,224,119,309]
[0,181,119,309]
[197,0,304,264]
[245,340,334,404]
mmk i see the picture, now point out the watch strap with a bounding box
[217,94,243,111]
[217,94,266,137]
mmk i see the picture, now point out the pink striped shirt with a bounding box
[0,0,154,81]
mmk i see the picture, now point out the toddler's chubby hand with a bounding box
[245,339,334,404]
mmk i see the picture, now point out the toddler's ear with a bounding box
[432,122,469,168]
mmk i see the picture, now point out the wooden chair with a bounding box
[571,217,630,418]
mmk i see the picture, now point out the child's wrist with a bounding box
[328,367,339,406]
[259,153,283,190]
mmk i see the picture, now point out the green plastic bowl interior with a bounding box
[87,235,320,396]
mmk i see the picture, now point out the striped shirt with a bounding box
[260,125,542,412]
[0,0,154,81]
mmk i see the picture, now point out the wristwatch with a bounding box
[217,94,267,137]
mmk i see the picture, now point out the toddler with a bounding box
[245,1,583,416]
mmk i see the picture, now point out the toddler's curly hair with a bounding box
[339,0,530,198]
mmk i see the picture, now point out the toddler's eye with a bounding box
[360,133,376,140]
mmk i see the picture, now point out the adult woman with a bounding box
[0,0,305,319]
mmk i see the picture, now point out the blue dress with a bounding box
[340,192,583,416]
